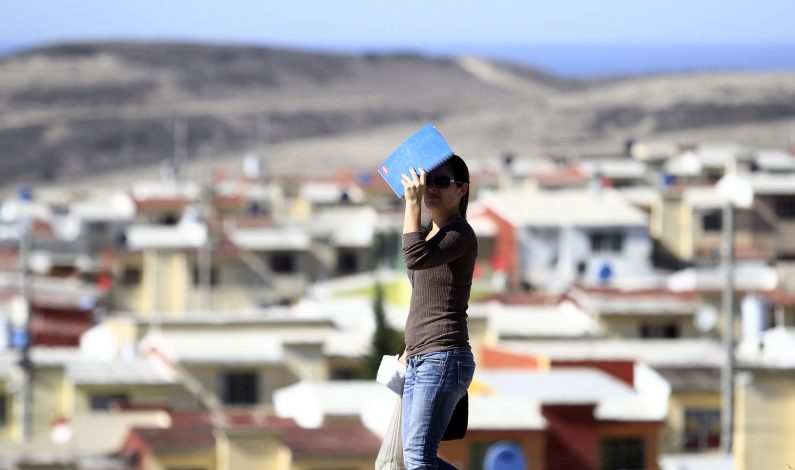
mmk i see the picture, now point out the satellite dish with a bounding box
[694,305,718,333]
[50,418,72,445]
[80,325,118,361]
[484,441,527,470]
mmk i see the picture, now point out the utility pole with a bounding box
[18,220,33,441]
[720,200,736,454]
[715,171,753,456]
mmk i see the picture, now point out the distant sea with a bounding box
[417,44,795,79]
[2,41,794,79]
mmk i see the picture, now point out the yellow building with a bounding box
[653,185,771,262]
[119,411,380,470]
[734,327,795,470]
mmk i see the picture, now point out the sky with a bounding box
[3,0,795,76]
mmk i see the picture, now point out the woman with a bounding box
[399,155,477,470]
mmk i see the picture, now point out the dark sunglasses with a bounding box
[427,175,464,189]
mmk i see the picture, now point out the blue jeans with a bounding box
[402,347,476,470]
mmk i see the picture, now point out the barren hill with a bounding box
[0,41,794,188]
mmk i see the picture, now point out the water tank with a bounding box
[597,262,613,284]
[741,294,767,340]
[484,441,527,470]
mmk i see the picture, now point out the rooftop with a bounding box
[500,338,725,368]
[482,188,648,228]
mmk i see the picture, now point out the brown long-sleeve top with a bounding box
[402,217,478,357]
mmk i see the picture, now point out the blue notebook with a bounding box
[378,124,455,198]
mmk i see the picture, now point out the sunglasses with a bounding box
[427,175,465,189]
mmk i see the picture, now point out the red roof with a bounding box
[280,421,381,458]
[120,410,381,459]
[130,424,215,453]
[480,346,548,370]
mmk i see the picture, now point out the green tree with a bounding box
[358,281,404,379]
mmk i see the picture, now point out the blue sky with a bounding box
[3,1,795,77]
[4,0,795,49]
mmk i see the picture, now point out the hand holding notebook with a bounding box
[377,124,455,198]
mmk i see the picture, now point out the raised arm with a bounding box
[402,224,473,270]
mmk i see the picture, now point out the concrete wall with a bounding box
[215,428,287,470]
[735,370,795,470]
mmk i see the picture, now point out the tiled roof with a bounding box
[122,411,380,459]
[280,421,381,458]
[128,423,215,453]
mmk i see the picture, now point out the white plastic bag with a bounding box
[376,354,407,396]
[375,396,407,470]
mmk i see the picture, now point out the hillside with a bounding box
[0,41,794,188]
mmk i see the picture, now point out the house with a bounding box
[0,346,188,447]
[746,173,795,259]
[734,327,795,470]
[654,184,772,262]
[0,274,103,347]
[111,219,209,313]
[130,180,200,225]
[565,286,701,340]
[471,367,665,470]
[273,353,667,470]
[118,409,382,470]
[477,188,654,292]
[498,338,726,455]
[667,262,795,333]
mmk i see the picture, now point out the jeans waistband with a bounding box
[412,346,472,360]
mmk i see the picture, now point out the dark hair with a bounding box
[422,154,470,235]
[446,154,470,219]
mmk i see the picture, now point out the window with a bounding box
[337,251,358,274]
[702,211,723,231]
[640,323,680,339]
[0,394,7,427]
[601,438,645,470]
[221,372,259,405]
[776,197,795,219]
[270,253,296,273]
[121,267,141,286]
[684,409,720,451]
[86,221,109,234]
[90,393,129,410]
[590,232,624,253]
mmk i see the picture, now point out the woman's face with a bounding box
[423,166,467,214]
